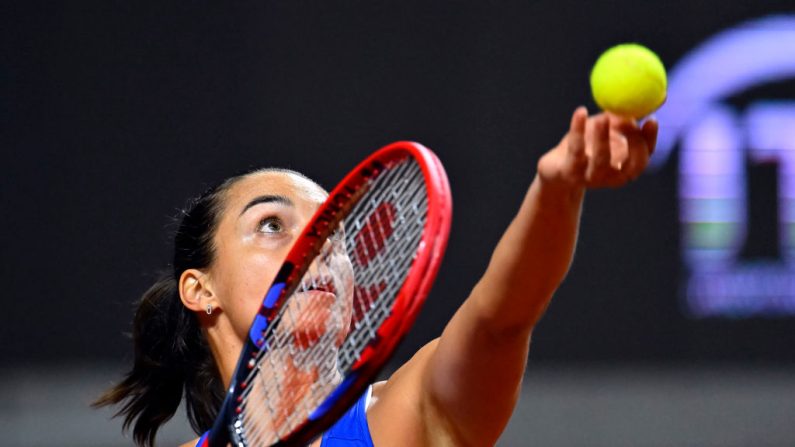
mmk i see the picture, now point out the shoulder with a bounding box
[366,339,465,447]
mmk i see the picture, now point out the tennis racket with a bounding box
[197,141,452,447]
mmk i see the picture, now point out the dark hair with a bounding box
[93,174,243,447]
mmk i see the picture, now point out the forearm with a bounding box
[469,173,585,334]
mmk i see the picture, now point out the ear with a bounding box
[179,268,217,313]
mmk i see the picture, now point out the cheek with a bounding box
[216,254,281,339]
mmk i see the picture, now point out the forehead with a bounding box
[225,171,327,209]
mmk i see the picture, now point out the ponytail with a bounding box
[93,275,223,446]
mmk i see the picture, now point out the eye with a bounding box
[258,216,284,234]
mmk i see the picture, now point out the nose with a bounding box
[302,231,352,290]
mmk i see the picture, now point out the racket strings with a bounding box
[239,161,427,445]
[241,162,427,445]
[237,159,428,446]
[333,163,428,366]
[241,160,423,392]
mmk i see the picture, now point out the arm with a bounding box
[371,107,658,446]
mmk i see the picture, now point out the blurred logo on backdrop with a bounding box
[650,15,795,318]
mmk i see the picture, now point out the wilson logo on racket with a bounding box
[350,282,387,331]
[354,202,397,267]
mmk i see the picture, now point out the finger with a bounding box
[568,106,587,158]
[561,106,589,182]
[641,117,659,157]
[610,129,644,182]
[609,130,629,170]
[586,115,611,184]
[621,117,657,181]
[602,114,643,181]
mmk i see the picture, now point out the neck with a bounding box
[203,323,244,389]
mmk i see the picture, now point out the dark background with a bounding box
[4,1,795,372]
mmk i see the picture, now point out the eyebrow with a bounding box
[240,194,294,216]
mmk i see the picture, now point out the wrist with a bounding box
[533,173,585,209]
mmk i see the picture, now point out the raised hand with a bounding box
[537,106,658,191]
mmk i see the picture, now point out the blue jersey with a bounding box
[320,386,375,447]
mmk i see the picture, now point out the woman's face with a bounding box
[208,171,333,342]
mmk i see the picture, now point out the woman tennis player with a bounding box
[96,107,657,447]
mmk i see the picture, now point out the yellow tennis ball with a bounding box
[590,43,667,118]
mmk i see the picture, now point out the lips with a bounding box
[293,289,336,303]
[285,288,338,350]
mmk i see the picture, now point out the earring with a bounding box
[206,304,213,315]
